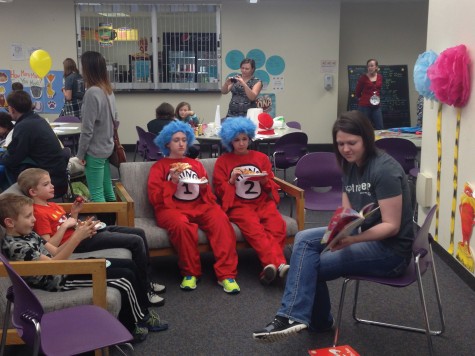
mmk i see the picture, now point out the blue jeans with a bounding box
[358,106,384,130]
[277,227,408,330]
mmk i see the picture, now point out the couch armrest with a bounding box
[115,181,135,227]
[59,201,130,227]
[273,177,305,231]
[0,259,107,345]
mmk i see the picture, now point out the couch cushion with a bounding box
[135,215,298,250]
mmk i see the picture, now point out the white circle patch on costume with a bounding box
[235,165,262,200]
[171,169,201,201]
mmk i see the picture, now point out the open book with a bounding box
[321,203,380,252]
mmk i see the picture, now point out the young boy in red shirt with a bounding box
[17,168,166,306]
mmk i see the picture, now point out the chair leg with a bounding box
[0,299,12,356]
[113,342,134,356]
[332,278,351,347]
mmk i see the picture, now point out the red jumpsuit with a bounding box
[148,157,238,280]
[213,150,287,268]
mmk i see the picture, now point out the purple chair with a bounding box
[142,131,163,161]
[0,254,133,356]
[333,205,445,355]
[272,132,308,181]
[54,116,81,154]
[294,152,342,212]
[134,126,148,161]
[286,121,301,129]
[375,137,418,175]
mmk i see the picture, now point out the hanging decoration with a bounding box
[428,44,471,254]
[413,50,438,100]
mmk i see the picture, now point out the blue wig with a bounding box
[219,117,256,152]
[154,120,195,157]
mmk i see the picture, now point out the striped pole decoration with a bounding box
[449,108,462,255]
[434,102,443,241]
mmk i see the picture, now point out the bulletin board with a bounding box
[0,69,64,115]
[347,65,410,128]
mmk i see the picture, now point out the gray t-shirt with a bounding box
[1,232,68,291]
[342,152,414,258]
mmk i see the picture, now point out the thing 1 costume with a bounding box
[148,157,238,280]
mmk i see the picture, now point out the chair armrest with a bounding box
[0,259,107,345]
[59,201,130,227]
[273,176,305,230]
[114,182,135,227]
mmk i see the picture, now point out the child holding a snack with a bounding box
[213,117,289,285]
[0,193,168,343]
[147,121,240,294]
[17,168,166,306]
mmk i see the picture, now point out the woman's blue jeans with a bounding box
[357,106,384,130]
[277,227,408,330]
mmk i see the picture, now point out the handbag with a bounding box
[106,95,126,168]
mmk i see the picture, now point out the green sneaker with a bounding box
[180,276,197,290]
[140,310,169,332]
[218,278,240,294]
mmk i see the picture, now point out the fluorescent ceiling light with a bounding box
[0,0,14,3]
[249,0,258,3]
[98,12,130,17]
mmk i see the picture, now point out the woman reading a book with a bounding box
[253,110,414,342]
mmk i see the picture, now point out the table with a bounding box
[51,122,82,136]
[375,130,422,148]
[51,122,81,154]
[196,126,303,156]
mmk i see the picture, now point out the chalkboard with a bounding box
[347,65,410,128]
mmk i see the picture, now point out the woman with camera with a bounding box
[221,58,263,118]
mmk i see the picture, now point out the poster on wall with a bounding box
[0,69,64,115]
[256,93,275,118]
[458,182,475,274]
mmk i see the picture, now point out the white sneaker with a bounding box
[147,291,165,306]
[278,264,290,279]
[150,282,166,293]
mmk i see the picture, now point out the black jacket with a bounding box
[0,111,67,189]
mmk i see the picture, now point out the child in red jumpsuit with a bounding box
[148,120,240,293]
[213,117,289,285]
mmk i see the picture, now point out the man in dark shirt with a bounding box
[1,90,67,192]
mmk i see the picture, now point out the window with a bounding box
[76,3,221,92]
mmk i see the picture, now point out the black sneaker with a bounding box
[253,316,307,342]
[259,264,277,285]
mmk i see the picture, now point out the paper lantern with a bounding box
[413,50,438,100]
[427,44,471,108]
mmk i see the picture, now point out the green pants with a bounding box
[84,154,116,202]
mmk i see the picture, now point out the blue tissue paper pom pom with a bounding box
[413,50,438,100]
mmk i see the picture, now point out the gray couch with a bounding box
[116,158,305,257]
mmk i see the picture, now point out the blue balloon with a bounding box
[413,50,438,100]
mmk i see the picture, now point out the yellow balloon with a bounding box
[29,49,52,78]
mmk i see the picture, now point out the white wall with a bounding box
[419,0,475,257]
[338,1,429,124]
[0,0,340,145]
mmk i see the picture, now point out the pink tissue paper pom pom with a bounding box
[427,44,471,108]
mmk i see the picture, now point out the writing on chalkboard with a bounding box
[347,65,410,129]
